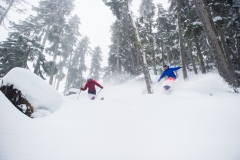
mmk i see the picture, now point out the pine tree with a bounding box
[103,0,153,94]
[0,0,27,25]
[0,32,43,77]
[56,15,81,90]
[66,36,90,91]
[193,0,239,92]
[89,46,103,80]
[139,0,157,75]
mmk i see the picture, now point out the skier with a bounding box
[158,65,182,82]
[80,78,103,96]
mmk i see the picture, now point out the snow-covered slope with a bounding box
[0,70,240,160]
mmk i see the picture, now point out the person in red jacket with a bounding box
[80,78,103,95]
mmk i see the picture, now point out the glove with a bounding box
[101,86,104,89]
[158,79,160,82]
[80,87,83,90]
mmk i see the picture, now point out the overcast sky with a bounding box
[0,0,169,67]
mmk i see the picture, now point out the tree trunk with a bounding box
[193,0,239,91]
[161,38,165,66]
[0,0,14,25]
[49,40,59,85]
[193,31,206,73]
[23,48,30,69]
[151,38,157,75]
[187,40,198,74]
[116,22,120,75]
[126,1,152,94]
[177,6,188,79]
[150,23,157,75]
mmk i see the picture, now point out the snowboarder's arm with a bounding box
[158,72,166,82]
[171,67,182,71]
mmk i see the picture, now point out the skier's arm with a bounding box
[93,80,103,89]
[81,83,88,91]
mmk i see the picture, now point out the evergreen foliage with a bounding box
[89,46,103,81]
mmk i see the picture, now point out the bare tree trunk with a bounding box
[193,0,239,91]
[161,38,165,66]
[129,45,135,75]
[49,41,59,85]
[0,0,14,25]
[126,1,152,94]
[193,31,206,73]
[23,48,30,69]
[116,22,120,75]
[151,38,157,75]
[177,5,188,79]
[187,40,198,74]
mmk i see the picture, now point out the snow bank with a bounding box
[1,67,63,116]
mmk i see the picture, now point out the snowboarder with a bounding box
[158,65,182,90]
[158,65,182,82]
[80,78,103,96]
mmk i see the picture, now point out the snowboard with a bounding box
[163,85,171,90]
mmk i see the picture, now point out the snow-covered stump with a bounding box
[1,67,63,118]
[0,84,34,117]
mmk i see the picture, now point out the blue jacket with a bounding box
[158,67,181,81]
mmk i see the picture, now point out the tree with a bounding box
[66,36,90,90]
[89,46,103,80]
[139,0,157,75]
[0,32,43,77]
[56,15,81,90]
[0,0,26,25]
[103,0,153,94]
[193,0,239,92]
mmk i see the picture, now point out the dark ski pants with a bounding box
[88,90,96,95]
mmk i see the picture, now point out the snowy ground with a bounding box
[1,68,240,160]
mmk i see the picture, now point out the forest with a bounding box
[0,0,240,94]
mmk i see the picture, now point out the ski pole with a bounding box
[96,89,102,98]
[77,90,81,100]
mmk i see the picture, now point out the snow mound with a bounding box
[1,67,63,117]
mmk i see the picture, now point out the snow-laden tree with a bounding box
[66,36,90,91]
[55,15,81,90]
[0,32,43,77]
[0,0,27,25]
[89,46,103,81]
[103,0,153,94]
[139,0,157,75]
[193,0,239,92]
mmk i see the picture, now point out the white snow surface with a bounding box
[1,67,63,115]
[1,68,240,160]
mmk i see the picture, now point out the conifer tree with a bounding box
[65,36,90,90]
[103,0,153,94]
[89,46,103,80]
[0,0,26,25]
[0,32,43,77]
[139,0,157,75]
[56,15,81,90]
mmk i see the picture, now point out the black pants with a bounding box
[88,90,96,95]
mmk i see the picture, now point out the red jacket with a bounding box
[81,79,103,91]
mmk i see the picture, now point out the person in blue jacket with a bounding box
[158,64,182,82]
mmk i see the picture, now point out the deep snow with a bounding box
[0,68,240,160]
